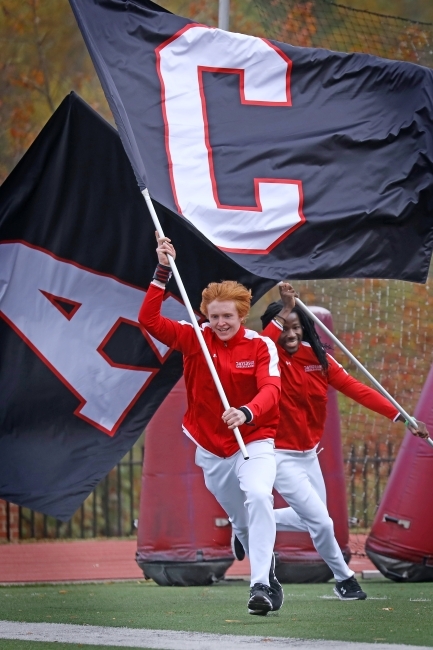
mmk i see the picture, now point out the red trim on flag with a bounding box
[217,180,306,254]
[155,24,197,214]
[0,239,148,293]
[97,316,170,369]
[39,290,82,321]
[0,308,158,438]
[0,241,162,437]
[156,25,305,254]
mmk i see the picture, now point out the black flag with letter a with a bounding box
[0,93,273,520]
[69,0,433,282]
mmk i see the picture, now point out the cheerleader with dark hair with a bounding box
[233,283,428,601]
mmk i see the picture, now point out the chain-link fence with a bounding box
[254,0,433,66]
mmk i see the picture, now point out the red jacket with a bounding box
[263,320,399,451]
[139,283,281,457]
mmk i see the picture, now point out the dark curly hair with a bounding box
[261,301,329,372]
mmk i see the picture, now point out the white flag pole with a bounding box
[295,297,433,449]
[142,188,249,460]
[218,0,230,30]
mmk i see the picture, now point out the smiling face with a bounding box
[207,299,243,341]
[278,311,303,354]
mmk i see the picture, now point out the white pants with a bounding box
[195,439,276,587]
[273,448,353,582]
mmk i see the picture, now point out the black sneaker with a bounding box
[269,553,284,611]
[231,531,245,561]
[333,576,367,601]
[248,583,273,616]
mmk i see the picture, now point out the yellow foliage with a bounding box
[0,0,111,183]
[269,0,317,47]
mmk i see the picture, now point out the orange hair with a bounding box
[200,281,252,320]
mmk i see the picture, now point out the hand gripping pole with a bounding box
[142,188,249,460]
[295,297,433,449]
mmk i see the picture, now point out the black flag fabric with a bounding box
[0,92,273,520]
[69,0,433,283]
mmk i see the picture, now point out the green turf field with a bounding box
[1,579,432,647]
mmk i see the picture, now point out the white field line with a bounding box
[0,621,432,650]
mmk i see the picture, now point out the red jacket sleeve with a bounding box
[244,384,280,421]
[327,355,399,420]
[262,319,282,344]
[243,336,281,420]
[138,282,199,355]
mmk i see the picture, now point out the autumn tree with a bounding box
[0,0,110,182]
[0,0,266,183]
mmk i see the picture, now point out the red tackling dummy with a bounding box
[366,362,433,581]
[136,377,234,585]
